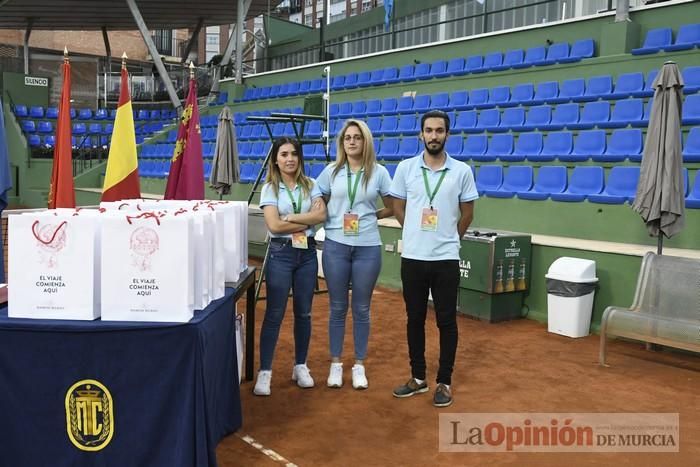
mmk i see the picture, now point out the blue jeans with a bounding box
[322,238,382,360]
[259,239,318,371]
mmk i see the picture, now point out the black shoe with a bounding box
[433,383,453,407]
[392,378,429,398]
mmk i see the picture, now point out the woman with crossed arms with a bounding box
[316,119,393,389]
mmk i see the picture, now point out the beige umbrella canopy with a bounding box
[209,106,240,197]
[632,61,685,254]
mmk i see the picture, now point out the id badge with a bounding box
[343,212,360,236]
[420,207,438,232]
[291,232,308,249]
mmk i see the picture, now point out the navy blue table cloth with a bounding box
[0,288,242,467]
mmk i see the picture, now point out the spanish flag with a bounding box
[102,56,140,202]
[164,66,204,200]
[48,49,75,209]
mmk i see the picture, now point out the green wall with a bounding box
[2,72,49,108]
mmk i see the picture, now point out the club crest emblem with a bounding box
[65,379,114,451]
[130,227,159,271]
[32,220,68,268]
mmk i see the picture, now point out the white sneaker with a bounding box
[253,370,272,396]
[327,362,343,388]
[352,364,369,390]
[292,364,315,388]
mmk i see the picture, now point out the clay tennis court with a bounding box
[217,281,699,466]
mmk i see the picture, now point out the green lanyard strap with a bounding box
[283,184,303,214]
[422,167,447,209]
[346,164,363,212]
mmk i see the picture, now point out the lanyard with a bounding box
[346,164,362,212]
[422,167,447,209]
[283,184,302,214]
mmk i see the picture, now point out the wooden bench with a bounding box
[599,252,700,366]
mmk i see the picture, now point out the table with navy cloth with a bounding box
[0,266,256,467]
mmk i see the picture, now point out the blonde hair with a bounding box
[333,119,377,191]
[265,137,312,197]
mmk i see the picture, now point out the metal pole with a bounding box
[23,20,32,75]
[101,27,111,108]
[235,0,245,84]
[615,0,630,23]
[181,17,204,64]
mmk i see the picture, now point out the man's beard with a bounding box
[424,139,445,156]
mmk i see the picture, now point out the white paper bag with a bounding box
[100,211,195,322]
[8,210,100,320]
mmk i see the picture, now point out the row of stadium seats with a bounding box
[207,91,228,106]
[27,134,110,149]
[138,161,213,179]
[20,121,170,136]
[13,105,177,121]
[235,39,596,102]
[632,23,700,55]
[139,143,216,159]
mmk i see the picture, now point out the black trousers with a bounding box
[400,258,460,385]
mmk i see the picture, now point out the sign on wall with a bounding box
[24,76,48,87]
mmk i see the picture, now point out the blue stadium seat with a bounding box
[532,81,559,105]
[305,120,323,138]
[551,166,604,202]
[379,115,399,136]
[37,121,53,133]
[632,99,653,128]
[103,123,113,136]
[595,129,643,162]
[588,166,640,204]
[521,105,552,131]
[414,63,432,80]
[610,72,645,99]
[475,109,500,132]
[379,97,398,115]
[149,110,161,120]
[73,122,87,135]
[397,137,421,159]
[542,42,569,65]
[498,108,525,131]
[430,60,448,79]
[367,69,384,87]
[560,38,595,63]
[517,166,568,200]
[413,94,431,113]
[238,142,252,159]
[485,133,514,160]
[533,131,573,162]
[541,103,579,130]
[569,101,610,130]
[45,107,59,119]
[666,23,700,51]
[27,134,41,147]
[551,78,585,103]
[682,66,700,94]
[397,64,415,83]
[29,106,44,119]
[453,111,477,133]
[632,27,672,55]
[43,135,56,148]
[14,105,28,118]
[298,80,311,94]
[331,75,346,91]
[329,103,340,118]
[356,71,372,88]
[488,86,511,107]
[379,137,400,161]
[468,88,489,109]
[396,115,419,135]
[510,83,534,106]
[601,98,644,128]
[381,67,399,84]
[237,125,253,140]
[464,55,484,74]
[562,130,606,162]
[580,75,613,101]
[448,91,470,111]
[683,127,700,162]
[484,165,533,198]
[512,132,543,161]
[521,46,546,67]
[94,108,108,120]
[397,96,414,114]
[682,95,700,125]
[431,92,450,111]
[88,123,102,135]
[309,79,324,93]
[687,171,700,208]
[463,135,489,160]
[269,84,283,98]
[495,49,524,71]
[482,52,503,72]
[476,165,503,195]
[337,102,353,118]
[351,100,367,117]
[445,135,463,157]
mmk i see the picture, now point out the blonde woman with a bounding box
[254,137,326,396]
[316,119,393,389]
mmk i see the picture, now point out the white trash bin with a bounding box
[545,257,598,338]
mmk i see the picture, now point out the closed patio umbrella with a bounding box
[209,106,240,197]
[632,61,685,254]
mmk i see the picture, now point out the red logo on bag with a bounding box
[130,227,159,272]
[33,221,68,268]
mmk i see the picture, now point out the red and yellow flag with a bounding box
[48,50,75,209]
[164,73,204,200]
[102,58,140,202]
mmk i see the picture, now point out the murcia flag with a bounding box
[102,55,140,201]
[164,68,204,200]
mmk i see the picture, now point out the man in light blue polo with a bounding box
[389,109,478,407]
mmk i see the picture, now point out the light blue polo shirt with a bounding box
[389,152,478,261]
[316,163,392,246]
[259,179,323,238]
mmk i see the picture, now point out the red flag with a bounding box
[164,78,204,200]
[48,54,75,208]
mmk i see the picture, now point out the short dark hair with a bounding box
[420,110,450,132]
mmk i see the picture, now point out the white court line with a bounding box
[236,433,298,467]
